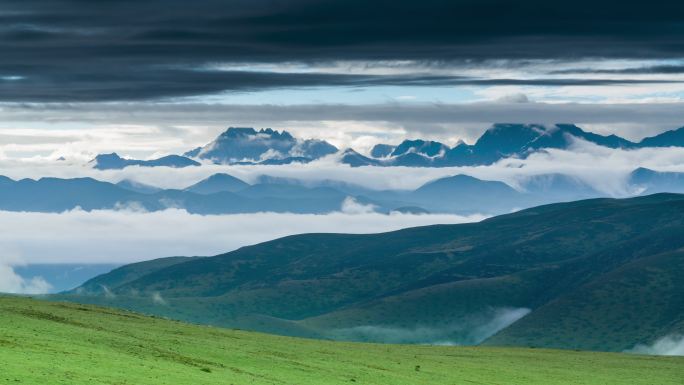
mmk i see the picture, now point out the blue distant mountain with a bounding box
[184,127,338,164]
[90,153,200,170]
[389,152,435,167]
[0,177,142,212]
[90,124,684,169]
[338,148,380,167]
[409,174,530,213]
[254,175,376,196]
[391,139,449,158]
[14,264,120,293]
[116,179,162,194]
[629,168,684,194]
[3,168,684,215]
[637,126,684,147]
[185,173,250,194]
[369,144,395,158]
[256,156,315,165]
[357,124,684,168]
[518,173,602,202]
[0,174,393,215]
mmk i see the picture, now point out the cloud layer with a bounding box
[3,137,684,196]
[0,208,484,265]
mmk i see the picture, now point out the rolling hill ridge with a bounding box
[61,193,684,352]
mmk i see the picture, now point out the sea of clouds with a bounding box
[2,137,684,195]
[0,207,485,294]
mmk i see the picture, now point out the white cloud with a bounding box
[0,263,52,294]
[628,335,684,356]
[0,208,485,265]
[340,197,378,214]
[473,83,684,105]
[151,292,167,305]
[3,137,684,196]
[329,307,530,345]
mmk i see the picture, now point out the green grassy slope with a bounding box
[485,250,684,350]
[60,194,684,351]
[2,296,683,385]
[74,256,196,294]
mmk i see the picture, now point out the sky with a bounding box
[2,0,684,161]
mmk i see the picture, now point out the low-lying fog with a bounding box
[2,138,684,196]
[0,208,485,294]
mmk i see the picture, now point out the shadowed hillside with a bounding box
[60,194,684,351]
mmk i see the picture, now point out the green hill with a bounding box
[2,296,683,385]
[485,249,684,350]
[60,194,684,351]
[74,256,195,294]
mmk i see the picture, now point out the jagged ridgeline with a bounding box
[89,123,684,169]
[3,169,684,216]
[8,123,684,216]
[59,193,684,352]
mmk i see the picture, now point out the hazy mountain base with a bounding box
[0,173,590,216]
[59,194,684,353]
[2,296,684,385]
[13,264,120,293]
[628,335,684,356]
[326,307,531,345]
[3,167,684,217]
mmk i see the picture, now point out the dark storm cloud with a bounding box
[1,70,676,102]
[2,0,684,101]
[552,65,684,75]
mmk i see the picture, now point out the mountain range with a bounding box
[2,168,684,215]
[184,127,339,165]
[89,124,684,169]
[362,123,684,167]
[91,153,200,170]
[0,175,380,215]
[59,193,684,352]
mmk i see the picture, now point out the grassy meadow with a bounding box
[1,295,683,384]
